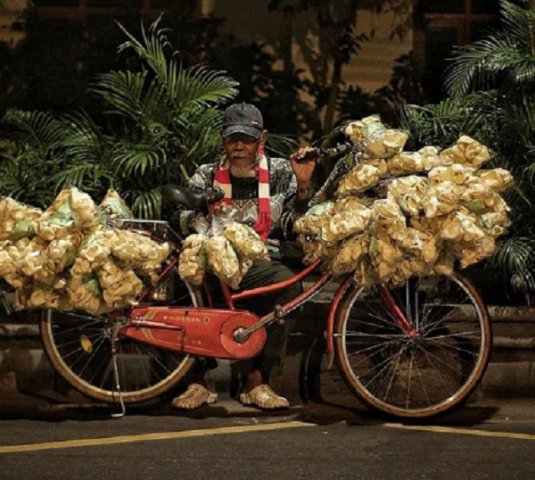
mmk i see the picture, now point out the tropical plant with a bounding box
[0,110,68,208]
[86,18,239,218]
[401,0,535,300]
[1,18,239,219]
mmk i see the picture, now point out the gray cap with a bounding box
[222,103,264,139]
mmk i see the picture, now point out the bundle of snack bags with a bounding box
[295,115,513,286]
[0,188,169,315]
[178,219,269,289]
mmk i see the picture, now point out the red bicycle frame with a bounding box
[127,229,414,358]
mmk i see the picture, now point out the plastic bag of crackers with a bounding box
[0,187,170,315]
[178,218,269,289]
[297,115,514,287]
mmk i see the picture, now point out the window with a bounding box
[420,0,465,14]
[33,0,80,5]
[414,0,500,101]
[472,0,501,14]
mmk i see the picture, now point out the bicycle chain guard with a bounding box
[121,306,267,360]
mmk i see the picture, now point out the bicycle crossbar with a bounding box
[238,269,333,338]
[230,260,322,302]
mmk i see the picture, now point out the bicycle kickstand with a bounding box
[110,325,126,418]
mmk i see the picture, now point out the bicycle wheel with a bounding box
[334,273,491,418]
[40,275,202,404]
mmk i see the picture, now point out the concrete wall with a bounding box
[1,296,534,404]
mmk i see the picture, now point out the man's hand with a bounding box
[290,147,316,200]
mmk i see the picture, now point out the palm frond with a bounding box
[115,19,238,111]
[61,111,110,160]
[92,70,149,121]
[169,65,239,108]
[2,109,65,153]
[445,1,535,96]
[172,106,223,170]
[50,162,115,194]
[124,187,162,219]
[500,0,535,47]
[445,34,532,95]
[112,142,165,177]
[490,236,535,293]
[141,78,171,122]
[510,60,535,84]
[116,17,172,89]
[400,93,494,149]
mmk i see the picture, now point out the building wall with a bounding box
[207,0,412,93]
[0,1,412,92]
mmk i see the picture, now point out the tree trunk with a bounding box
[324,59,342,132]
[322,0,359,133]
[282,10,294,77]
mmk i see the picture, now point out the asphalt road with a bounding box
[0,395,533,480]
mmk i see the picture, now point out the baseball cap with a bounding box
[222,103,264,139]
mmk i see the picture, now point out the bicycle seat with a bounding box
[162,185,224,213]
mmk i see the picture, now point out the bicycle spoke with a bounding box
[426,330,482,340]
[361,346,405,390]
[425,338,480,357]
[414,344,458,400]
[381,349,404,401]
[413,353,433,407]
[347,316,403,333]
[414,342,465,378]
[88,346,113,387]
[52,321,104,337]
[343,332,407,339]
[53,331,105,351]
[345,337,402,356]
[404,350,415,409]
[75,336,108,378]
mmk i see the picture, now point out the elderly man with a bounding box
[171,102,315,410]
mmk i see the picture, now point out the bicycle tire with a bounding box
[334,273,491,418]
[40,277,203,404]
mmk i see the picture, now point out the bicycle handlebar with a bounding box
[293,142,353,164]
[162,185,224,213]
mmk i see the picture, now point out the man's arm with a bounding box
[277,154,315,240]
[291,147,316,210]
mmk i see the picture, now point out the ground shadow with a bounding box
[0,388,500,426]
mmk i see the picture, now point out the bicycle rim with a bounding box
[40,278,201,404]
[334,274,491,418]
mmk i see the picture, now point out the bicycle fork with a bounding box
[378,285,417,337]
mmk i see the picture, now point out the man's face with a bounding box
[222,132,263,164]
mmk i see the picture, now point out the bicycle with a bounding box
[39,156,492,419]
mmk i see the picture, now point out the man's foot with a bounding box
[171,383,218,410]
[239,384,289,410]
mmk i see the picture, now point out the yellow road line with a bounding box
[0,421,314,455]
[382,422,535,441]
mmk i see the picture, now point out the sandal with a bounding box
[171,383,218,410]
[239,384,289,410]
